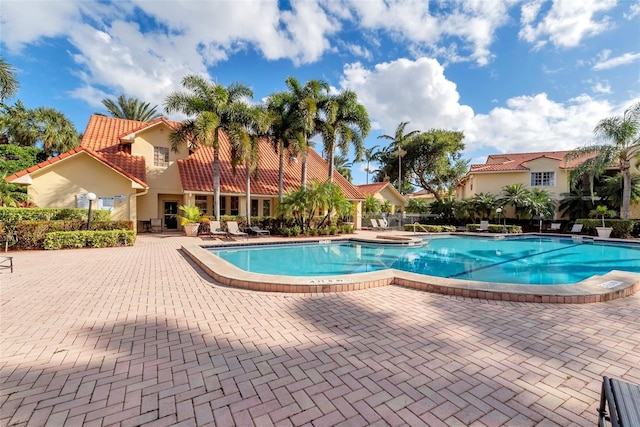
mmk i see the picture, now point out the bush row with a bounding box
[44,230,136,250]
[575,219,634,238]
[402,224,457,233]
[13,220,133,250]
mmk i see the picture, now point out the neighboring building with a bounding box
[406,189,437,204]
[356,182,407,213]
[6,115,365,230]
[456,150,640,219]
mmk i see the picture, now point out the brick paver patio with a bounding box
[1,234,639,426]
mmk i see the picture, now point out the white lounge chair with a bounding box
[248,226,270,236]
[479,220,490,232]
[227,221,248,239]
[208,221,227,238]
[369,218,379,229]
[570,223,583,234]
[549,222,562,232]
[377,218,390,231]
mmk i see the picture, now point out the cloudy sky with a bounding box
[2,0,639,185]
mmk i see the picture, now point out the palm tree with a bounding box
[317,89,370,182]
[165,74,253,221]
[0,57,19,102]
[500,183,530,219]
[266,90,295,203]
[377,122,420,193]
[524,188,556,231]
[333,153,353,182]
[558,188,594,220]
[228,104,270,225]
[100,94,162,122]
[0,173,29,207]
[285,77,329,187]
[566,102,640,219]
[363,145,380,184]
[599,172,640,210]
[471,192,498,221]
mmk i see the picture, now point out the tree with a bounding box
[566,102,640,219]
[363,145,380,184]
[429,194,457,224]
[228,104,270,225]
[165,74,253,221]
[362,194,381,214]
[100,94,162,122]
[599,172,640,211]
[558,188,594,221]
[333,153,352,182]
[377,122,420,193]
[0,101,80,157]
[265,90,295,203]
[285,77,329,188]
[406,198,429,214]
[500,183,529,219]
[0,57,19,103]
[317,89,370,182]
[401,129,468,202]
[0,173,30,207]
[470,192,498,221]
[523,188,556,232]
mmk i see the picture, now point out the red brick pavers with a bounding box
[2,234,639,426]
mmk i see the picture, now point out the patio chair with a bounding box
[369,218,379,229]
[248,226,270,236]
[0,255,13,273]
[150,218,162,233]
[377,218,390,231]
[209,221,227,238]
[479,220,490,232]
[227,221,248,240]
[570,223,583,234]
[549,222,562,232]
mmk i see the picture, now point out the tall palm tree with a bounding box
[599,172,640,210]
[363,145,380,184]
[333,153,353,182]
[265,90,295,203]
[318,89,370,182]
[101,94,162,122]
[228,104,271,225]
[285,77,329,188]
[525,188,556,232]
[377,122,420,193]
[165,74,253,221]
[558,188,594,220]
[566,102,640,219]
[0,57,19,102]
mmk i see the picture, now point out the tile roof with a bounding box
[27,114,364,200]
[356,182,389,196]
[5,146,148,188]
[469,150,597,173]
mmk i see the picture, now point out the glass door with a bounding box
[164,202,178,230]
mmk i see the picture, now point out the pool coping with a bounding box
[181,236,640,303]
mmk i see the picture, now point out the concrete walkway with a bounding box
[1,233,639,426]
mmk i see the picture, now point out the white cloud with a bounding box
[590,80,612,94]
[519,0,616,49]
[593,52,640,70]
[339,57,636,163]
[624,3,640,20]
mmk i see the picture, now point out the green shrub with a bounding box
[44,230,135,250]
[328,225,338,235]
[575,219,633,238]
[466,223,521,233]
[14,220,132,250]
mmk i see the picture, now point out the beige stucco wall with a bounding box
[26,153,138,221]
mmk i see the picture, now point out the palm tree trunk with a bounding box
[301,136,308,188]
[278,143,284,203]
[213,148,221,221]
[328,145,335,182]
[622,167,631,219]
[246,162,251,226]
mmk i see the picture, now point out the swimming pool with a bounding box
[210,236,640,285]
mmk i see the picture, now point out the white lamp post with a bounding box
[86,192,97,230]
[496,207,502,226]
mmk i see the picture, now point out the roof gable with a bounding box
[470,150,597,173]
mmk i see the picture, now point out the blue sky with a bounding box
[2,0,639,185]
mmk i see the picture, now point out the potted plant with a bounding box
[590,205,615,239]
[178,205,202,237]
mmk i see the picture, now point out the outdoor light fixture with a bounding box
[86,192,97,230]
[496,207,503,225]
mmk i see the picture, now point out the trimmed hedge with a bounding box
[44,230,136,250]
[575,219,634,238]
[14,220,133,250]
[466,224,522,233]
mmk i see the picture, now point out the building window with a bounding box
[262,200,271,216]
[251,199,259,217]
[531,172,555,187]
[154,147,169,167]
[195,195,207,215]
[230,197,239,216]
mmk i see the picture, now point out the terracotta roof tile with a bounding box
[5,146,148,188]
[356,182,390,195]
[469,150,597,173]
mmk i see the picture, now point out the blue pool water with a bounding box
[209,236,640,285]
